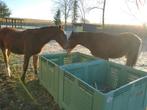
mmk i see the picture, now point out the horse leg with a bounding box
[33,55,38,75]
[126,46,140,67]
[7,50,11,75]
[126,54,136,67]
[2,49,11,77]
[21,55,31,82]
[7,50,11,57]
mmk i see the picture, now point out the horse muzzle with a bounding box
[66,48,72,54]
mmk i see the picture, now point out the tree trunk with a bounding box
[102,0,106,29]
[64,14,67,30]
[64,2,67,30]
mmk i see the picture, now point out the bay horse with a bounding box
[0,26,67,82]
[65,32,142,67]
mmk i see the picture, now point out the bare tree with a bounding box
[88,0,106,29]
[125,0,146,24]
[54,0,73,29]
[135,0,146,9]
[78,0,90,24]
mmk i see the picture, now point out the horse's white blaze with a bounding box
[64,31,72,39]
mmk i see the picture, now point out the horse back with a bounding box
[70,32,141,59]
[71,32,121,48]
[0,28,25,54]
[118,32,142,51]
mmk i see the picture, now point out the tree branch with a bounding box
[88,7,103,11]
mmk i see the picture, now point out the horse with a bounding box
[0,26,67,82]
[65,32,142,67]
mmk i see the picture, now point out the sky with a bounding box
[2,0,147,25]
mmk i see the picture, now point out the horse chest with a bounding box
[31,48,42,54]
[10,44,24,54]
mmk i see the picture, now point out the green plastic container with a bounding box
[38,52,97,102]
[59,61,147,110]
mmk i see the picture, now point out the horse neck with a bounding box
[33,28,64,48]
[50,30,65,48]
[74,33,88,46]
[55,37,64,47]
[35,29,54,45]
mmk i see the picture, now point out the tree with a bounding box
[80,18,90,23]
[88,0,107,29]
[0,1,11,18]
[102,0,106,29]
[72,0,78,24]
[78,0,87,24]
[135,0,145,9]
[54,0,74,29]
[125,0,146,24]
[54,9,61,25]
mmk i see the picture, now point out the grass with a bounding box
[0,51,59,110]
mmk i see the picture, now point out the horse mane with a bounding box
[1,27,17,31]
[0,27,19,34]
[39,26,59,30]
[0,26,60,33]
[71,32,115,39]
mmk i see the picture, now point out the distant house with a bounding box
[66,23,147,38]
[73,23,83,32]
[66,23,102,32]
[83,24,102,32]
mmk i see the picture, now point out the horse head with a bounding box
[54,25,67,49]
[65,32,78,53]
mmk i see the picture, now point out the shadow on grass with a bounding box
[0,52,60,110]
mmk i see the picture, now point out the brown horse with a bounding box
[65,32,142,67]
[0,26,67,82]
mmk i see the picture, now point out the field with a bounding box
[0,36,147,110]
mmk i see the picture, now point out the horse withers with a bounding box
[0,26,67,82]
[65,32,142,67]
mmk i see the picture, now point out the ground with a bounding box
[0,39,147,110]
[0,42,62,110]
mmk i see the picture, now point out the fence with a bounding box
[0,17,50,29]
